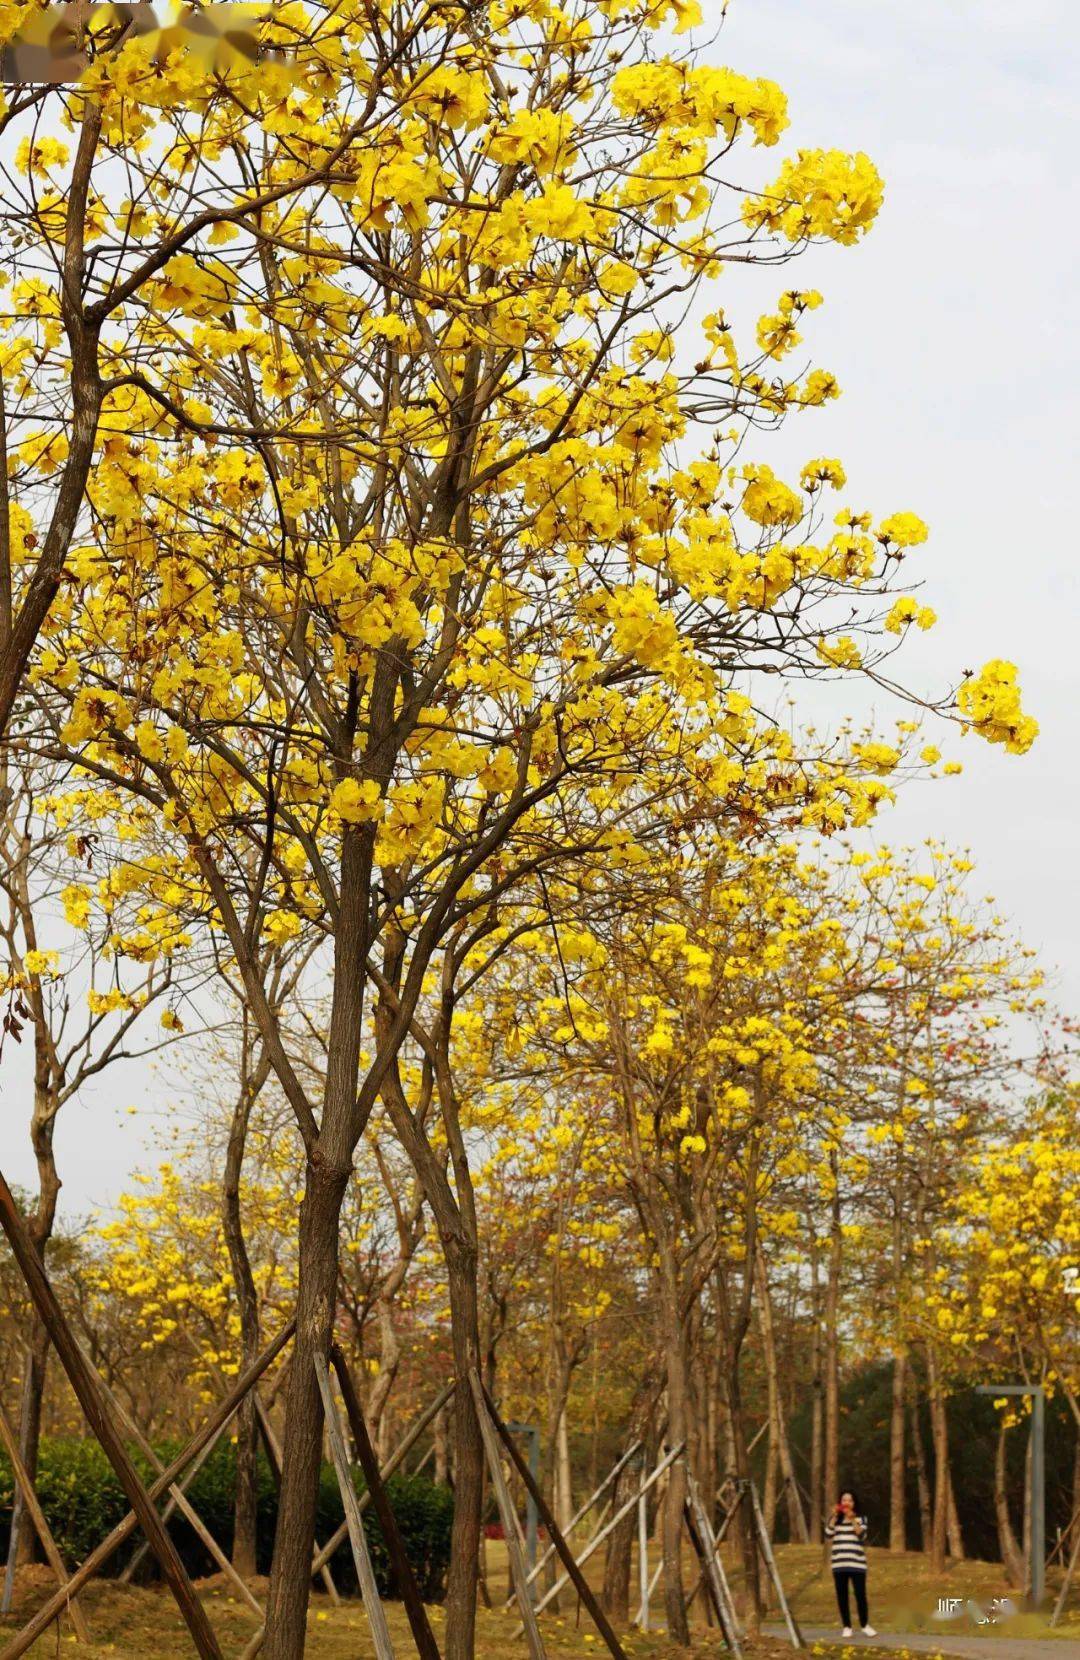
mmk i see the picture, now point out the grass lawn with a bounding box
[1,1542,1077,1658]
[0,1573,827,1658]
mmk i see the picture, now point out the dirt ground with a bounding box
[1,1543,1077,1658]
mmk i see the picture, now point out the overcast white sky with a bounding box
[5,0,1079,1217]
[717,0,1080,992]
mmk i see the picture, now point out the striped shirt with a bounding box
[824,1513,868,1570]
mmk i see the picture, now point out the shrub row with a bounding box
[0,1436,453,1600]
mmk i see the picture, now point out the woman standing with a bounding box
[824,1489,877,1637]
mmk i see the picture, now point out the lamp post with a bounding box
[976,1384,1044,1608]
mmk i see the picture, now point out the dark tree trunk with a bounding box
[221,1036,266,1579]
[603,1386,656,1624]
[443,1232,484,1660]
[824,1167,842,1519]
[926,1346,949,1574]
[994,1420,1024,1587]
[263,1154,351,1659]
[890,1349,907,1552]
[4,1016,62,1593]
[6,1324,47,1572]
[657,1252,690,1647]
[808,1236,823,1545]
[909,1376,932,1550]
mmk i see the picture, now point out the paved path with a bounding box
[768,1626,1080,1657]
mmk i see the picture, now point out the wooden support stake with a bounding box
[314,1353,396,1660]
[482,1379,628,1660]
[467,1371,547,1660]
[83,1354,263,1622]
[504,1439,642,1606]
[0,1398,91,1642]
[412,1443,435,1477]
[634,1555,663,1628]
[239,1379,457,1660]
[518,1442,685,1628]
[747,1479,803,1649]
[686,1470,742,1658]
[1,1317,294,1660]
[120,1409,233,1584]
[0,1169,222,1660]
[1051,1520,1080,1627]
[637,1486,649,1631]
[253,1391,340,1603]
[331,1344,442,1660]
[309,1379,456,1578]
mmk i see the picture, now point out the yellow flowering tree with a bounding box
[0,0,1039,1649]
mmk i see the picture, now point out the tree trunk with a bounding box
[4,1033,61,1592]
[435,1402,450,1487]
[603,1389,655,1624]
[763,1414,779,1541]
[909,1380,932,1551]
[659,1259,690,1647]
[262,1153,351,1660]
[994,1420,1024,1587]
[221,1032,266,1579]
[727,1356,762,1628]
[889,1350,907,1552]
[926,1347,949,1575]
[443,1232,485,1660]
[755,1250,808,1543]
[946,1460,965,1561]
[808,1237,823,1546]
[556,1407,573,1534]
[7,1325,47,1570]
[823,1168,842,1518]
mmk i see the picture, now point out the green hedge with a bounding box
[0,1437,453,1599]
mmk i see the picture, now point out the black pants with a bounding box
[833,1568,869,1628]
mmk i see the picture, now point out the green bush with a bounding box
[0,1436,453,1599]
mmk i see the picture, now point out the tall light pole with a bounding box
[976,1384,1044,1608]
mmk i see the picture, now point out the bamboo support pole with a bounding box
[238,1378,457,1660]
[468,1371,547,1660]
[634,1555,663,1628]
[253,1391,339,1603]
[0,1170,222,1660]
[503,1439,641,1606]
[309,1381,457,1578]
[686,1469,742,1658]
[120,1411,234,1586]
[0,1398,91,1642]
[1051,1521,1080,1628]
[637,1486,649,1631]
[83,1356,263,1621]
[330,1344,442,1660]
[0,1316,294,1660]
[483,1378,628,1660]
[517,1442,685,1629]
[315,1354,396,1660]
[748,1478,803,1648]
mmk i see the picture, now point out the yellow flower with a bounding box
[264,910,303,945]
[62,885,92,930]
[525,184,595,242]
[958,660,1038,755]
[330,777,383,825]
[744,149,884,246]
